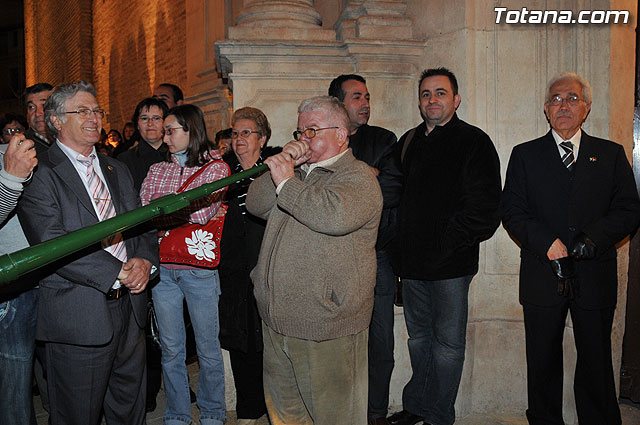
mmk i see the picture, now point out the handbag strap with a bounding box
[400,127,417,165]
[176,160,223,193]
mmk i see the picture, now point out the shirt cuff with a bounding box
[275,177,291,195]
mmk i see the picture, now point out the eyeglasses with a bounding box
[64,108,106,119]
[139,115,163,123]
[292,127,338,141]
[547,95,584,106]
[231,129,261,139]
[2,128,24,136]
[164,127,185,136]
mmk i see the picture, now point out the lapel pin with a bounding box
[589,157,597,162]
[107,165,113,171]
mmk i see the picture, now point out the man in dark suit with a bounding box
[18,81,158,425]
[502,72,640,425]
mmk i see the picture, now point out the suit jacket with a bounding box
[18,143,159,345]
[502,130,640,309]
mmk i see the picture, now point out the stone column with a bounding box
[216,0,425,145]
[185,0,233,135]
[335,0,414,40]
[229,0,334,40]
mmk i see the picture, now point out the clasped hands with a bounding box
[118,258,152,294]
[547,233,597,299]
[264,140,312,186]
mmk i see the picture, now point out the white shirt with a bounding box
[57,140,122,289]
[551,128,581,161]
[57,141,111,219]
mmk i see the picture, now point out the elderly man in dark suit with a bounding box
[502,72,640,425]
[18,81,158,425]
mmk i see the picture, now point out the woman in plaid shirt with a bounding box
[140,104,229,425]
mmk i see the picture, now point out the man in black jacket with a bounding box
[329,74,402,425]
[502,72,640,425]
[389,68,501,425]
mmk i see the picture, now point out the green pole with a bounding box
[0,164,268,285]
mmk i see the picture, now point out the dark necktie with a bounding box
[560,141,575,170]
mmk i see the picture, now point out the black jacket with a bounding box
[392,114,501,280]
[502,131,640,308]
[218,147,281,352]
[117,140,168,192]
[349,124,401,250]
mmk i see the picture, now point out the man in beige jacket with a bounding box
[246,96,383,425]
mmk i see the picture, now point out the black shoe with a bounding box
[387,410,424,425]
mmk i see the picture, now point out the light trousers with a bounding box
[262,323,368,425]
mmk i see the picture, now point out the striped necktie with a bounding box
[560,141,575,170]
[77,154,128,263]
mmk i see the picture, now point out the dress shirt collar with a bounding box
[301,149,349,176]
[551,128,581,160]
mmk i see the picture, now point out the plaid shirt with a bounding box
[140,150,229,227]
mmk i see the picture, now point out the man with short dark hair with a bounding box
[389,68,501,425]
[153,83,184,109]
[18,81,158,425]
[502,72,640,425]
[23,83,54,153]
[329,74,401,425]
[246,96,383,425]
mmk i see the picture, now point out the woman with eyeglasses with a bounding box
[140,104,229,425]
[217,107,281,425]
[117,98,169,191]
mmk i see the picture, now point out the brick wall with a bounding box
[93,0,187,132]
[25,0,187,133]
[24,0,93,86]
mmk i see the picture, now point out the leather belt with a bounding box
[106,286,128,300]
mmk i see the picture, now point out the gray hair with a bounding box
[45,81,97,139]
[298,96,350,130]
[545,72,592,104]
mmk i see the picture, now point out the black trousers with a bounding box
[45,296,147,425]
[229,349,267,419]
[523,301,621,425]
